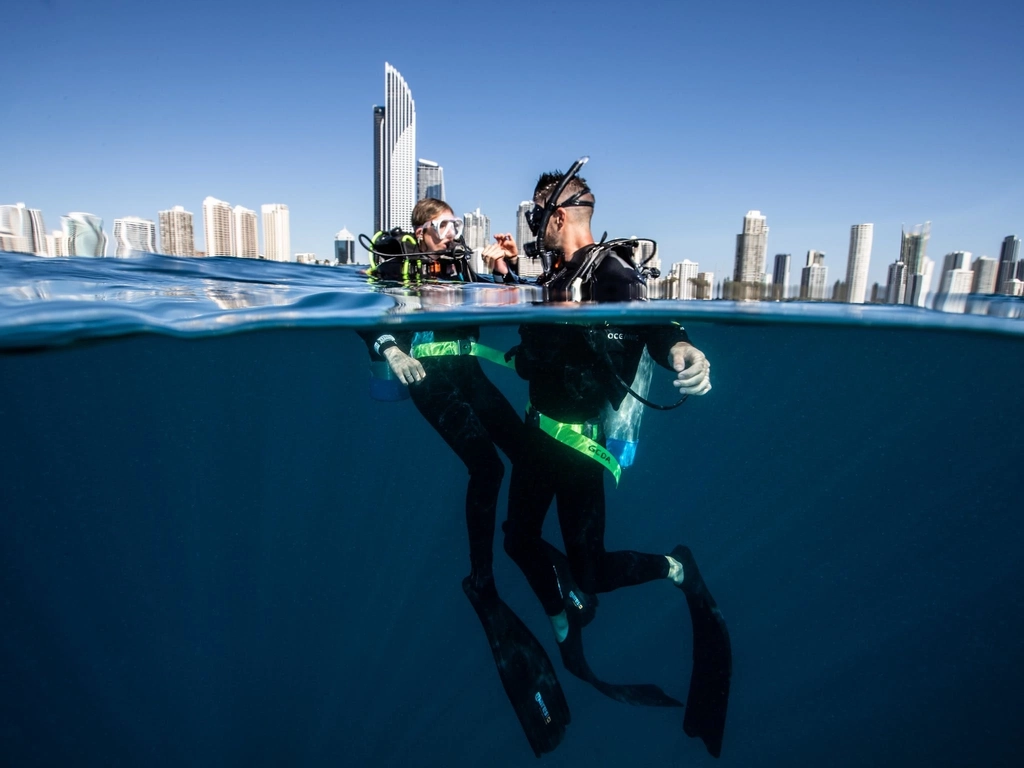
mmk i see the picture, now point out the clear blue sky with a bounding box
[3,0,1022,287]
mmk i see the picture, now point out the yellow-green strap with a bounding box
[411,340,514,369]
[531,407,621,486]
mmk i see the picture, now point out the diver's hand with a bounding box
[482,234,518,274]
[669,342,711,396]
[383,346,426,385]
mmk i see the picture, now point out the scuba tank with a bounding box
[601,348,654,467]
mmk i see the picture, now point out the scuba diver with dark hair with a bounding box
[357,198,573,757]
[503,160,732,758]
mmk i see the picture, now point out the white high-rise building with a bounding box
[696,271,715,300]
[203,197,233,257]
[515,201,543,278]
[886,262,907,304]
[0,203,47,254]
[416,159,444,202]
[672,260,700,299]
[335,228,356,264]
[907,258,934,307]
[46,230,66,257]
[262,203,291,262]
[515,201,534,253]
[62,212,107,257]
[800,250,828,300]
[113,216,156,256]
[845,223,874,304]
[0,232,26,252]
[733,210,768,284]
[935,258,974,313]
[159,206,195,257]
[463,208,490,274]
[464,208,490,250]
[232,205,258,258]
[373,63,416,233]
[971,255,998,294]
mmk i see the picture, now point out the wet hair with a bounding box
[412,198,453,228]
[533,171,591,205]
[533,171,594,225]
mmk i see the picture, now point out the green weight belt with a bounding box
[411,340,514,369]
[528,405,621,486]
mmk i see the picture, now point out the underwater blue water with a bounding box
[1,252,1023,767]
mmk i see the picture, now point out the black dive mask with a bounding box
[525,156,592,269]
[524,192,594,237]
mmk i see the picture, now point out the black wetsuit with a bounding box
[360,323,523,587]
[503,243,691,616]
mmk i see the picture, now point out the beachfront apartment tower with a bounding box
[733,210,768,284]
[0,203,47,255]
[417,159,444,202]
[203,197,233,257]
[62,212,107,257]
[113,216,156,256]
[373,63,416,233]
[233,206,259,259]
[845,224,874,304]
[262,203,291,262]
[159,206,195,257]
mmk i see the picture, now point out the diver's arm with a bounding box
[382,346,426,384]
[357,330,426,383]
[483,234,520,282]
[668,341,711,396]
[643,325,711,396]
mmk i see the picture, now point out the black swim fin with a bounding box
[670,545,732,759]
[544,542,683,709]
[462,576,571,758]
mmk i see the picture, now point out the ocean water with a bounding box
[1,252,1022,767]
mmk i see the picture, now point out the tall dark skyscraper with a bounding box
[997,235,1020,293]
[899,222,930,276]
[772,253,791,299]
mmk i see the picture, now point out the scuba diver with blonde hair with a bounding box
[358,198,573,756]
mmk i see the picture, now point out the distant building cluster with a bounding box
[0,199,323,264]
[5,61,1021,308]
[705,209,1022,312]
[0,204,108,257]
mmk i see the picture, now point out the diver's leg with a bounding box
[409,366,505,586]
[464,360,526,466]
[544,442,682,708]
[503,429,562,617]
[553,442,668,596]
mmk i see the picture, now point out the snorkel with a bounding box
[523,156,591,275]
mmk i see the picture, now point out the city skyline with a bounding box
[1,2,1021,286]
[4,191,1021,297]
